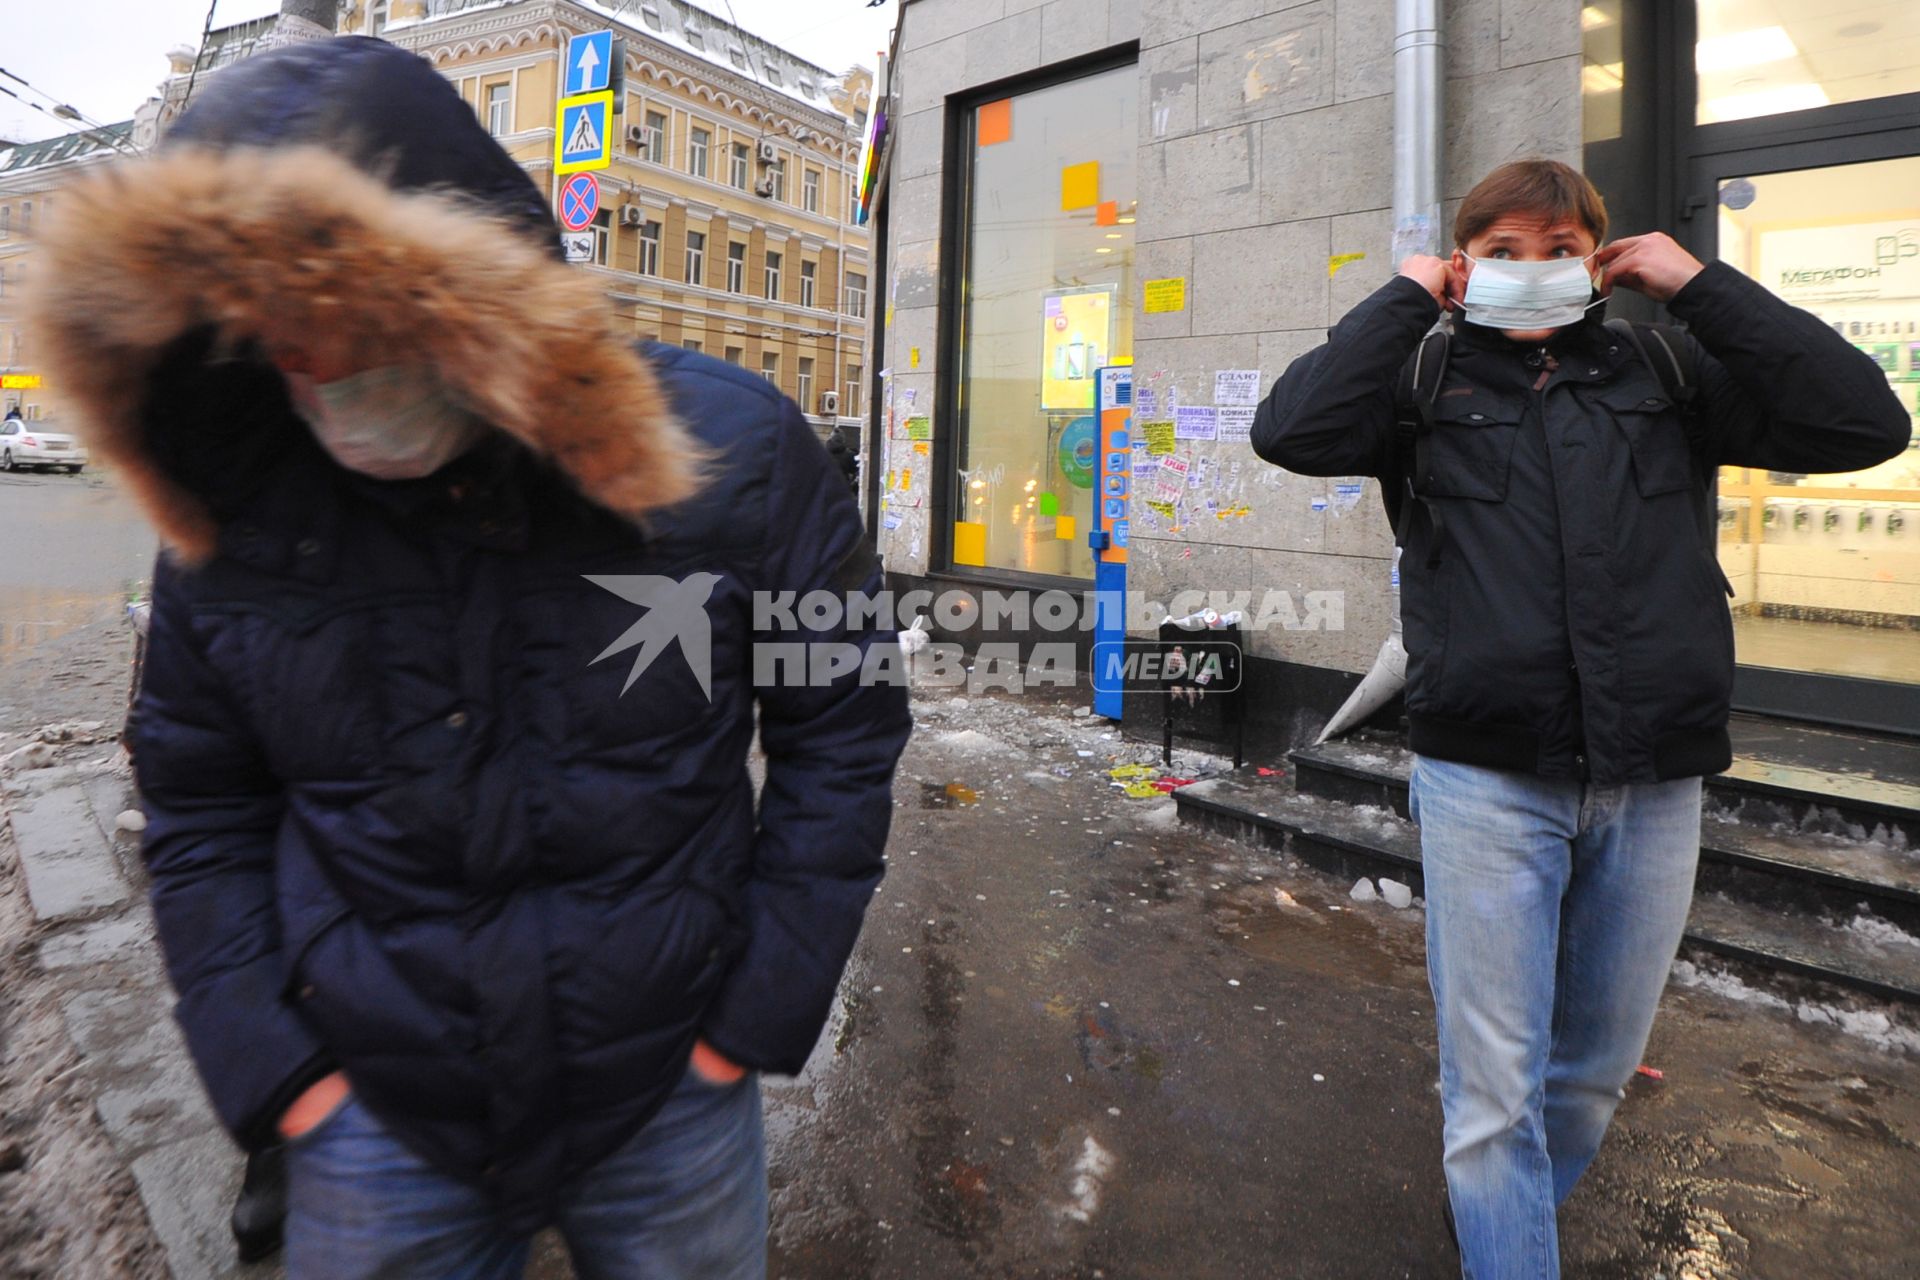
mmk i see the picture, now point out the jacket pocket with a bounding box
[1599,385,1693,496]
[1420,401,1523,502]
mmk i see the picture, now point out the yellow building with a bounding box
[366,0,874,425]
[0,125,131,419]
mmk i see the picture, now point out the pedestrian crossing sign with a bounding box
[555,91,614,175]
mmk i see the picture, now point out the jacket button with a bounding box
[445,711,470,730]
[296,538,321,557]
[298,984,315,999]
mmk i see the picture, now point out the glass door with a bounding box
[1710,154,1920,685]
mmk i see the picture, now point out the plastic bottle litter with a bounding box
[1349,877,1378,903]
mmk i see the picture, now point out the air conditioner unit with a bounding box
[628,124,654,148]
[620,206,646,227]
[819,390,840,416]
[753,177,776,199]
[755,138,779,164]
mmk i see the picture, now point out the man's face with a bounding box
[1452,216,1600,345]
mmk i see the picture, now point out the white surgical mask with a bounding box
[1461,253,1604,332]
[289,366,484,480]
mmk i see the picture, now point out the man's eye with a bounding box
[1551,247,1574,257]
[1490,249,1512,260]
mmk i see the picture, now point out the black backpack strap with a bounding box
[1605,317,1696,408]
[1391,328,1451,561]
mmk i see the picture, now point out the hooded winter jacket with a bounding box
[28,37,910,1230]
[1252,269,1909,784]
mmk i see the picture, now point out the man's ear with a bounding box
[1451,249,1471,279]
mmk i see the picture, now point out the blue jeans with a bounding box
[284,1067,767,1280]
[1409,756,1701,1280]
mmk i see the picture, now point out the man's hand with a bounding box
[277,1071,350,1141]
[689,1038,747,1085]
[1593,234,1706,304]
[1398,255,1462,311]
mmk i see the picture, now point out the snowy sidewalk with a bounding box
[3,732,272,1280]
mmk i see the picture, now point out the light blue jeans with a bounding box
[1410,756,1702,1280]
[284,1067,767,1280]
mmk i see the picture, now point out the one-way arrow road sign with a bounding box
[568,30,613,95]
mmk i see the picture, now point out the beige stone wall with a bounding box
[880,0,1581,672]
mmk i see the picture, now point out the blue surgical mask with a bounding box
[1461,253,1603,331]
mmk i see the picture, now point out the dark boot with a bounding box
[231,1145,287,1263]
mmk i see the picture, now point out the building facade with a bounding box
[374,0,874,426]
[867,0,1920,739]
[0,125,131,420]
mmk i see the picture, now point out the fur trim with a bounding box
[27,147,703,563]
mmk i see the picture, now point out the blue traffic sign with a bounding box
[559,173,600,231]
[567,30,614,95]
[554,91,614,174]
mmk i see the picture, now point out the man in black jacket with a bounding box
[1253,160,1908,1279]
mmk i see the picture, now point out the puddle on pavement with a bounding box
[921,782,981,809]
[1735,1058,1905,1147]
[1209,885,1421,987]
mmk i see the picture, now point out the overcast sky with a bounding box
[1,0,897,143]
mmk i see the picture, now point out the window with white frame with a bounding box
[370,0,388,35]
[685,27,705,52]
[797,357,814,411]
[684,230,706,286]
[764,250,782,301]
[803,168,820,214]
[761,351,779,385]
[485,82,512,136]
[727,45,748,71]
[638,220,661,276]
[845,364,862,417]
[768,159,786,203]
[726,242,746,293]
[588,210,610,266]
[682,337,702,353]
[688,126,710,178]
[799,260,816,308]
[729,142,750,190]
[844,271,867,318]
[643,110,667,163]
[725,345,744,366]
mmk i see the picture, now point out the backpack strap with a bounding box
[1390,327,1451,561]
[1605,317,1696,408]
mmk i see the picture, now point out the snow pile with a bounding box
[1670,959,1920,1055]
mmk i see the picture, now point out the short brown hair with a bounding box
[1454,159,1608,249]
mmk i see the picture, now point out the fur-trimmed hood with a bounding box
[28,39,699,564]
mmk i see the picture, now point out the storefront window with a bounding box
[1714,155,1920,682]
[952,64,1138,580]
[1696,2,1920,124]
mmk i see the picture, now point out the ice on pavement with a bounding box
[1670,959,1920,1055]
[1379,879,1414,909]
[1349,878,1377,903]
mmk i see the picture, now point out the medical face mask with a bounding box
[289,365,484,480]
[1460,254,1603,332]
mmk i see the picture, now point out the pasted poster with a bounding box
[1041,286,1117,412]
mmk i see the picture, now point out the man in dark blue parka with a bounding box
[31,37,910,1278]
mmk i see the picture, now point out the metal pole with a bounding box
[1391,0,1445,262]
[1317,1,1445,746]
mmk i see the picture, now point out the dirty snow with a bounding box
[1670,959,1920,1055]
[1060,1135,1116,1224]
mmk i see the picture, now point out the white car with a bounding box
[0,419,88,473]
